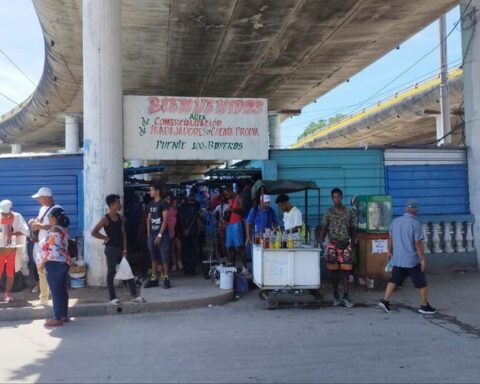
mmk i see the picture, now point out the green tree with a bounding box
[297,114,346,141]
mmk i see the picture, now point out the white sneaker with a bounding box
[240,267,250,276]
[131,296,146,303]
[108,298,121,306]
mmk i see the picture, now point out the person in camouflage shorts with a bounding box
[321,188,356,308]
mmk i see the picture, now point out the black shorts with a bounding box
[390,264,427,289]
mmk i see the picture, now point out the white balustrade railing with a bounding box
[320,222,475,255]
[421,221,474,254]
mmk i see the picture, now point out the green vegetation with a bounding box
[297,114,346,141]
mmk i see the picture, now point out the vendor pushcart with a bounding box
[250,180,322,309]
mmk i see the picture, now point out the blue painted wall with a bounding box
[0,155,84,237]
[385,164,470,218]
[269,149,385,227]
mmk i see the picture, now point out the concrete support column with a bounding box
[268,114,281,149]
[461,0,480,266]
[65,115,80,153]
[83,0,123,286]
[11,144,21,154]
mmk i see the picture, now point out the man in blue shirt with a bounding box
[379,200,436,314]
[245,195,279,244]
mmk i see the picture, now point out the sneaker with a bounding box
[332,294,342,306]
[31,285,40,294]
[131,296,147,303]
[341,294,354,308]
[240,267,250,276]
[144,279,159,288]
[378,300,391,313]
[418,303,437,314]
[163,278,171,289]
[108,298,121,306]
[4,294,13,303]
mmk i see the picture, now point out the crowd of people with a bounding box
[0,181,436,327]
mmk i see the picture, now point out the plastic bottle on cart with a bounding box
[269,230,275,249]
[274,230,281,249]
[281,231,287,249]
[263,229,270,249]
[254,225,260,245]
[287,232,294,249]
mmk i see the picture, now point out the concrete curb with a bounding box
[0,290,234,322]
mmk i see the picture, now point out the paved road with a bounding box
[1,287,479,384]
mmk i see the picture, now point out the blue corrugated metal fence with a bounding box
[0,155,84,237]
[385,164,470,217]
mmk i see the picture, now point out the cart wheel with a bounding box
[310,289,324,301]
[258,290,270,301]
[267,298,279,310]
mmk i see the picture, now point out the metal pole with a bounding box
[438,14,451,145]
[304,189,308,243]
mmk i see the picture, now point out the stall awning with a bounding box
[204,168,261,178]
[252,180,319,199]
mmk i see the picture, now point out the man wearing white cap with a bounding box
[0,200,29,303]
[28,187,63,304]
[245,194,279,246]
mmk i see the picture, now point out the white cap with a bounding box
[32,187,52,199]
[0,199,12,213]
[260,194,271,203]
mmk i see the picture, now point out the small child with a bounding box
[91,194,145,305]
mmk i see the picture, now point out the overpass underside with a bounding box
[0,0,458,177]
[294,70,465,149]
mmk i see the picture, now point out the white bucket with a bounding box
[219,267,236,290]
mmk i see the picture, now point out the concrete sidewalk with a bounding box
[0,274,233,322]
[1,252,478,325]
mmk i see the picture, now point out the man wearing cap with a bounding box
[28,187,63,305]
[379,200,436,314]
[0,200,30,303]
[245,194,280,244]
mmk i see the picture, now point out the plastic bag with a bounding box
[114,257,134,280]
[384,260,393,273]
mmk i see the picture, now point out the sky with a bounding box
[0,0,43,116]
[281,6,463,147]
[0,1,463,147]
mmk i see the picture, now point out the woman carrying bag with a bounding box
[37,208,71,327]
[91,194,145,305]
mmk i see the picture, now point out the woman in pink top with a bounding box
[166,196,183,271]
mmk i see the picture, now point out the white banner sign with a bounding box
[123,96,269,160]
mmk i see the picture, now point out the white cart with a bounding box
[252,244,322,309]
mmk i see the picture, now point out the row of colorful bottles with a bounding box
[259,227,296,249]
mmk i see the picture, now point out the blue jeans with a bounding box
[45,261,69,320]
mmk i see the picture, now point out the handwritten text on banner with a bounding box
[123,96,269,160]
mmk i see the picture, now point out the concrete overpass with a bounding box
[7,0,480,285]
[0,0,459,158]
[291,68,465,148]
